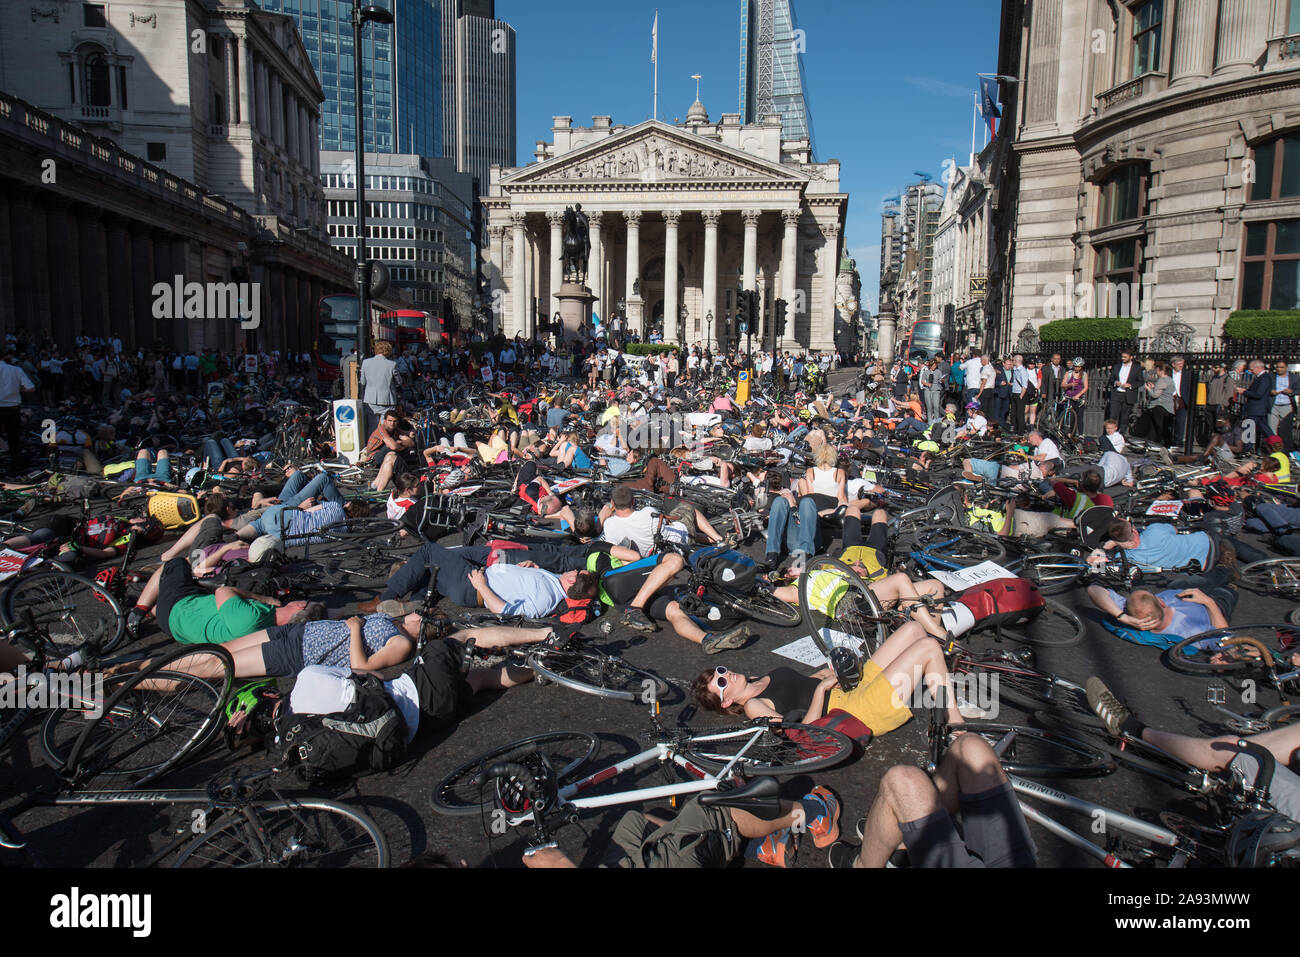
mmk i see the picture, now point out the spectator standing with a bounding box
[1107,349,1141,433]
[360,340,400,437]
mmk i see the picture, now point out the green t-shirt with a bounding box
[168,594,275,644]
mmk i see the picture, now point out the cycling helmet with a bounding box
[248,534,284,566]
[1071,357,1084,367]
[1225,810,1300,868]
[184,466,209,489]
[223,677,281,747]
[965,401,981,410]
[93,566,121,599]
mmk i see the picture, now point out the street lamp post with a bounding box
[706,310,713,351]
[350,2,394,365]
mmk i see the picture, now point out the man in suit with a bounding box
[1169,356,1196,450]
[1107,349,1142,433]
[1243,360,1271,452]
[1009,354,1029,434]
[1266,359,1296,452]
[1041,352,1065,410]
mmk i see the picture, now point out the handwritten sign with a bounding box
[771,630,864,667]
[926,560,1016,592]
[1145,500,1184,517]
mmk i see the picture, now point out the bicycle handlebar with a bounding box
[1234,738,1276,800]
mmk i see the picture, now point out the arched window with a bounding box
[84,51,110,107]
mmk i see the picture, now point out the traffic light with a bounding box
[736,287,750,331]
[774,298,788,340]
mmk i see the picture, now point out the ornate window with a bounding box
[1250,132,1300,202]
[1240,221,1300,311]
[83,51,110,107]
[1097,164,1148,227]
[1132,0,1163,77]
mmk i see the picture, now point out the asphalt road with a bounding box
[3,367,1295,869]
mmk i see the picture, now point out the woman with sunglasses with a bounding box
[689,621,963,736]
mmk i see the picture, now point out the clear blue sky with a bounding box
[498,0,1002,313]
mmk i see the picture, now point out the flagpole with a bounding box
[970,92,977,166]
[653,9,659,121]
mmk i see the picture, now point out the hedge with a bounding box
[1223,311,1300,339]
[624,343,681,356]
[1038,317,1139,342]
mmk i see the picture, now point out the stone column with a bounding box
[8,193,39,333]
[1215,0,1267,76]
[270,73,282,146]
[225,36,239,124]
[45,201,80,349]
[663,209,682,345]
[77,207,106,339]
[1169,0,1215,84]
[702,209,720,350]
[105,217,132,344]
[742,209,760,291]
[511,212,526,338]
[820,222,840,350]
[587,210,604,313]
[240,35,254,126]
[29,198,52,334]
[1026,0,1063,125]
[781,209,800,343]
[131,226,156,349]
[624,209,642,334]
[0,191,12,339]
[547,210,564,318]
[489,224,505,333]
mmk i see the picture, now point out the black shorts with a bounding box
[260,624,307,676]
[841,514,888,553]
[29,514,77,540]
[899,782,1037,868]
[153,558,205,640]
[410,638,474,730]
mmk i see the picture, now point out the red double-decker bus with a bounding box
[379,309,432,352]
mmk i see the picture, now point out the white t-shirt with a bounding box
[601,506,661,556]
[979,364,996,389]
[1099,451,1133,488]
[964,413,988,437]
[1036,438,1060,462]
[1103,431,1126,454]
[961,357,982,386]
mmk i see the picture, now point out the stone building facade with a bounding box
[483,110,847,352]
[996,0,1300,346]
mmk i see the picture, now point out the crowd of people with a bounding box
[3,321,1300,871]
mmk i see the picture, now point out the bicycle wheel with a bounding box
[946,721,1114,778]
[1165,625,1300,675]
[891,503,960,537]
[173,799,388,868]
[720,586,802,628]
[1,570,125,655]
[61,644,233,786]
[911,527,1007,565]
[1239,559,1300,598]
[431,730,599,816]
[994,598,1085,647]
[679,721,854,777]
[321,517,404,543]
[525,649,670,703]
[798,557,888,660]
[963,665,1102,728]
[1263,704,1300,729]
[1017,553,1089,596]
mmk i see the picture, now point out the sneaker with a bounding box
[804,785,841,848]
[827,841,860,869]
[701,624,750,654]
[125,608,146,641]
[752,829,797,868]
[1086,676,1133,739]
[620,607,655,633]
[377,599,415,617]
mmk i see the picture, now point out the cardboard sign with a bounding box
[0,549,38,582]
[771,631,865,668]
[1145,500,1184,517]
[926,560,1016,592]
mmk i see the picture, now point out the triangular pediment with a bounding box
[501,120,808,188]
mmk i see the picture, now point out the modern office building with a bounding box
[440,0,516,194]
[320,151,476,322]
[256,0,441,156]
[739,0,814,152]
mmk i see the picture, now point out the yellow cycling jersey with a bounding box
[804,549,886,618]
[967,506,1008,536]
[1270,451,1291,481]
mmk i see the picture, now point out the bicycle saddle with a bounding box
[697,775,781,816]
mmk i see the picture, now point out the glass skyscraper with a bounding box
[739,0,814,152]
[255,0,441,157]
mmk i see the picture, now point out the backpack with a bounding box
[690,545,758,592]
[270,674,408,783]
[953,578,1045,634]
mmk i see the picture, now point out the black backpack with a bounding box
[270,674,408,783]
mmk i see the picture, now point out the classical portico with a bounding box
[484,111,847,351]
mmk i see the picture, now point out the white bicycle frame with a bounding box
[500,725,771,826]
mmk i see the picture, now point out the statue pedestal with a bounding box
[876,312,897,363]
[556,282,597,344]
[625,295,644,340]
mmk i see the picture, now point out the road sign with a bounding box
[333,399,362,464]
[736,369,750,406]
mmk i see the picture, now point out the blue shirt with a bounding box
[1122,523,1211,571]
[284,501,346,543]
[1103,588,1213,638]
[606,457,632,477]
[1011,366,1029,394]
[300,614,400,668]
[485,564,568,618]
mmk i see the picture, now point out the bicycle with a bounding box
[428,704,854,846]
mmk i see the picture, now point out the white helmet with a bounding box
[249,534,284,565]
